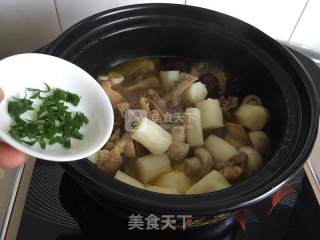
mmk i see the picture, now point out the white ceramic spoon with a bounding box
[0,53,114,161]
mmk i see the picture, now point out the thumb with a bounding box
[0,142,26,168]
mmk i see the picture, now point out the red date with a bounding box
[199,73,222,98]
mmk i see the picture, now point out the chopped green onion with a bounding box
[7,84,89,149]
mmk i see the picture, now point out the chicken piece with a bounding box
[121,77,160,94]
[104,128,121,150]
[133,140,149,158]
[171,91,182,108]
[145,89,167,114]
[96,133,132,176]
[123,138,136,160]
[212,152,248,170]
[213,152,248,183]
[96,150,123,176]
[116,102,130,118]
[185,148,214,180]
[113,110,125,131]
[162,74,198,107]
[100,80,126,107]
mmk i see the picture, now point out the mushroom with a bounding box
[162,74,198,106]
[241,95,262,106]
[96,133,132,176]
[121,76,160,94]
[184,156,202,179]
[166,142,190,162]
[239,146,263,177]
[219,96,239,122]
[184,148,213,179]
[211,160,228,170]
[171,126,186,143]
[219,96,239,112]
[145,89,167,114]
[227,152,248,168]
[249,131,270,155]
[194,147,213,176]
[219,166,243,183]
[166,126,189,162]
[235,104,269,130]
[224,123,251,148]
[214,152,248,183]
[100,80,126,107]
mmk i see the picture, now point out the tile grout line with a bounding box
[53,0,63,33]
[288,0,309,41]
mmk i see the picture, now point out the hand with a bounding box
[0,87,26,168]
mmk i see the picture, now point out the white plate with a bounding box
[0,53,114,162]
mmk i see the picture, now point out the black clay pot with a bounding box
[41,3,319,223]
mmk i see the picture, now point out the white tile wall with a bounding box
[290,0,320,52]
[0,0,61,58]
[186,0,308,41]
[55,0,185,31]
[1,0,320,58]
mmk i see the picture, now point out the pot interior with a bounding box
[70,26,293,160]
